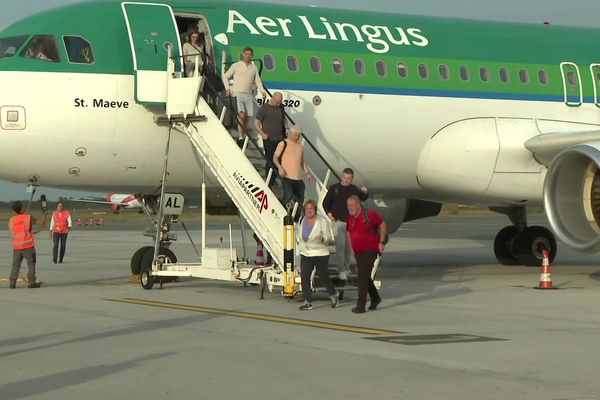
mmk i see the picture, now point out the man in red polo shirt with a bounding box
[346,196,387,313]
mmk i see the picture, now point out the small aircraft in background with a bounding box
[70,193,141,214]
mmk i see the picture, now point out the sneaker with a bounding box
[330,293,339,308]
[27,283,41,289]
[299,302,312,311]
[369,298,382,311]
[351,307,366,314]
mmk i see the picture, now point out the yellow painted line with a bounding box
[109,298,397,336]
[0,277,29,283]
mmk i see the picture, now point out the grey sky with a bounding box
[0,0,597,200]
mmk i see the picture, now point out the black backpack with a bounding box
[363,208,389,245]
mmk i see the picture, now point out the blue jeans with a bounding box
[282,177,305,210]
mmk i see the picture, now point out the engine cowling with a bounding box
[111,204,123,214]
[544,142,600,252]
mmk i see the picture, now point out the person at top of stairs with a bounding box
[222,47,267,147]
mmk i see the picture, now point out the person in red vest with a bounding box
[50,202,72,264]
[346,195,387,313]
[8,201,47,288]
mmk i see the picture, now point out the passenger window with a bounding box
[287,55,299,72]
[354,60,366,76]
[567,71,578,86]
[376,61,387,77]
[263,54,275,71]
[332,58,343,75]
[418,63,429,79]
[63,36,94,64]
[439,64,450,81]
[499,67,510,83]
[21,35,60,62]
[397,62,408,78]
[459,65,470,81]
[0,35,29,59]
[480,67,490,82]
[519,68,529,84]
[309,56,321,73]
[538,69,549,85]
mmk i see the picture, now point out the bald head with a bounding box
[271,92,283,106]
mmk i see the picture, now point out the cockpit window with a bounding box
[21,35,60,62]
[64,36,94,64]
[0,35,29,58]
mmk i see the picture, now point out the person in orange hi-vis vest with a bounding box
[8,201,48,288]
[49,202,72,264]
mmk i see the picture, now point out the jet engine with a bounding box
[111,204,123,214]
[544,142,600,253]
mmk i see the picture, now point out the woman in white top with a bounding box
[296,199,339,310]
[183,31,204,77]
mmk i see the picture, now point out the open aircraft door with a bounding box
[122,2,182,104]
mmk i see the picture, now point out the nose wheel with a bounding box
[494,225,557,266]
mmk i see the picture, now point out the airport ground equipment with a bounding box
[133,40,381,296]
[535,249,555,290]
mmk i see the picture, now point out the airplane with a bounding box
[1,0,599,271]
[70,193,142,214]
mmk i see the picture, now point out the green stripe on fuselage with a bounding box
[0,0,597,100]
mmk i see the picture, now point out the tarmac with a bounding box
[1,214,600,399]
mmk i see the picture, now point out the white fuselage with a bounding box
[2,70,600,205]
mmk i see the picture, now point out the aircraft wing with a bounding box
[70,199,115,206]
[525,131,600,166]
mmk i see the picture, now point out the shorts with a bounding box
[234,92,256,117]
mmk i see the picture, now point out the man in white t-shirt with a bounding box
[222,47,267,146]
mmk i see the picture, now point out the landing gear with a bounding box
[493,226,520,265]
[131,246,153,275]
[491,207,557,266]
[514,226,557,266]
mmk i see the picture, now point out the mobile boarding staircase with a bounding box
[141,50,381,298]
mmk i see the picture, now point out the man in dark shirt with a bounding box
[255,92,287,186]
[322,168,368,282]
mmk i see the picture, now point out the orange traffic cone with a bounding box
[256,241,265,267]
[536,249,555,289]
[98,217,104,226]
[77,218,82,227]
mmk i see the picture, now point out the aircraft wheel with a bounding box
[493,226,520,265]
[131,246,153,275]
[515,226,557,266]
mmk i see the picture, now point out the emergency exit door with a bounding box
[560,62,583,107]
[122,2,182,104]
